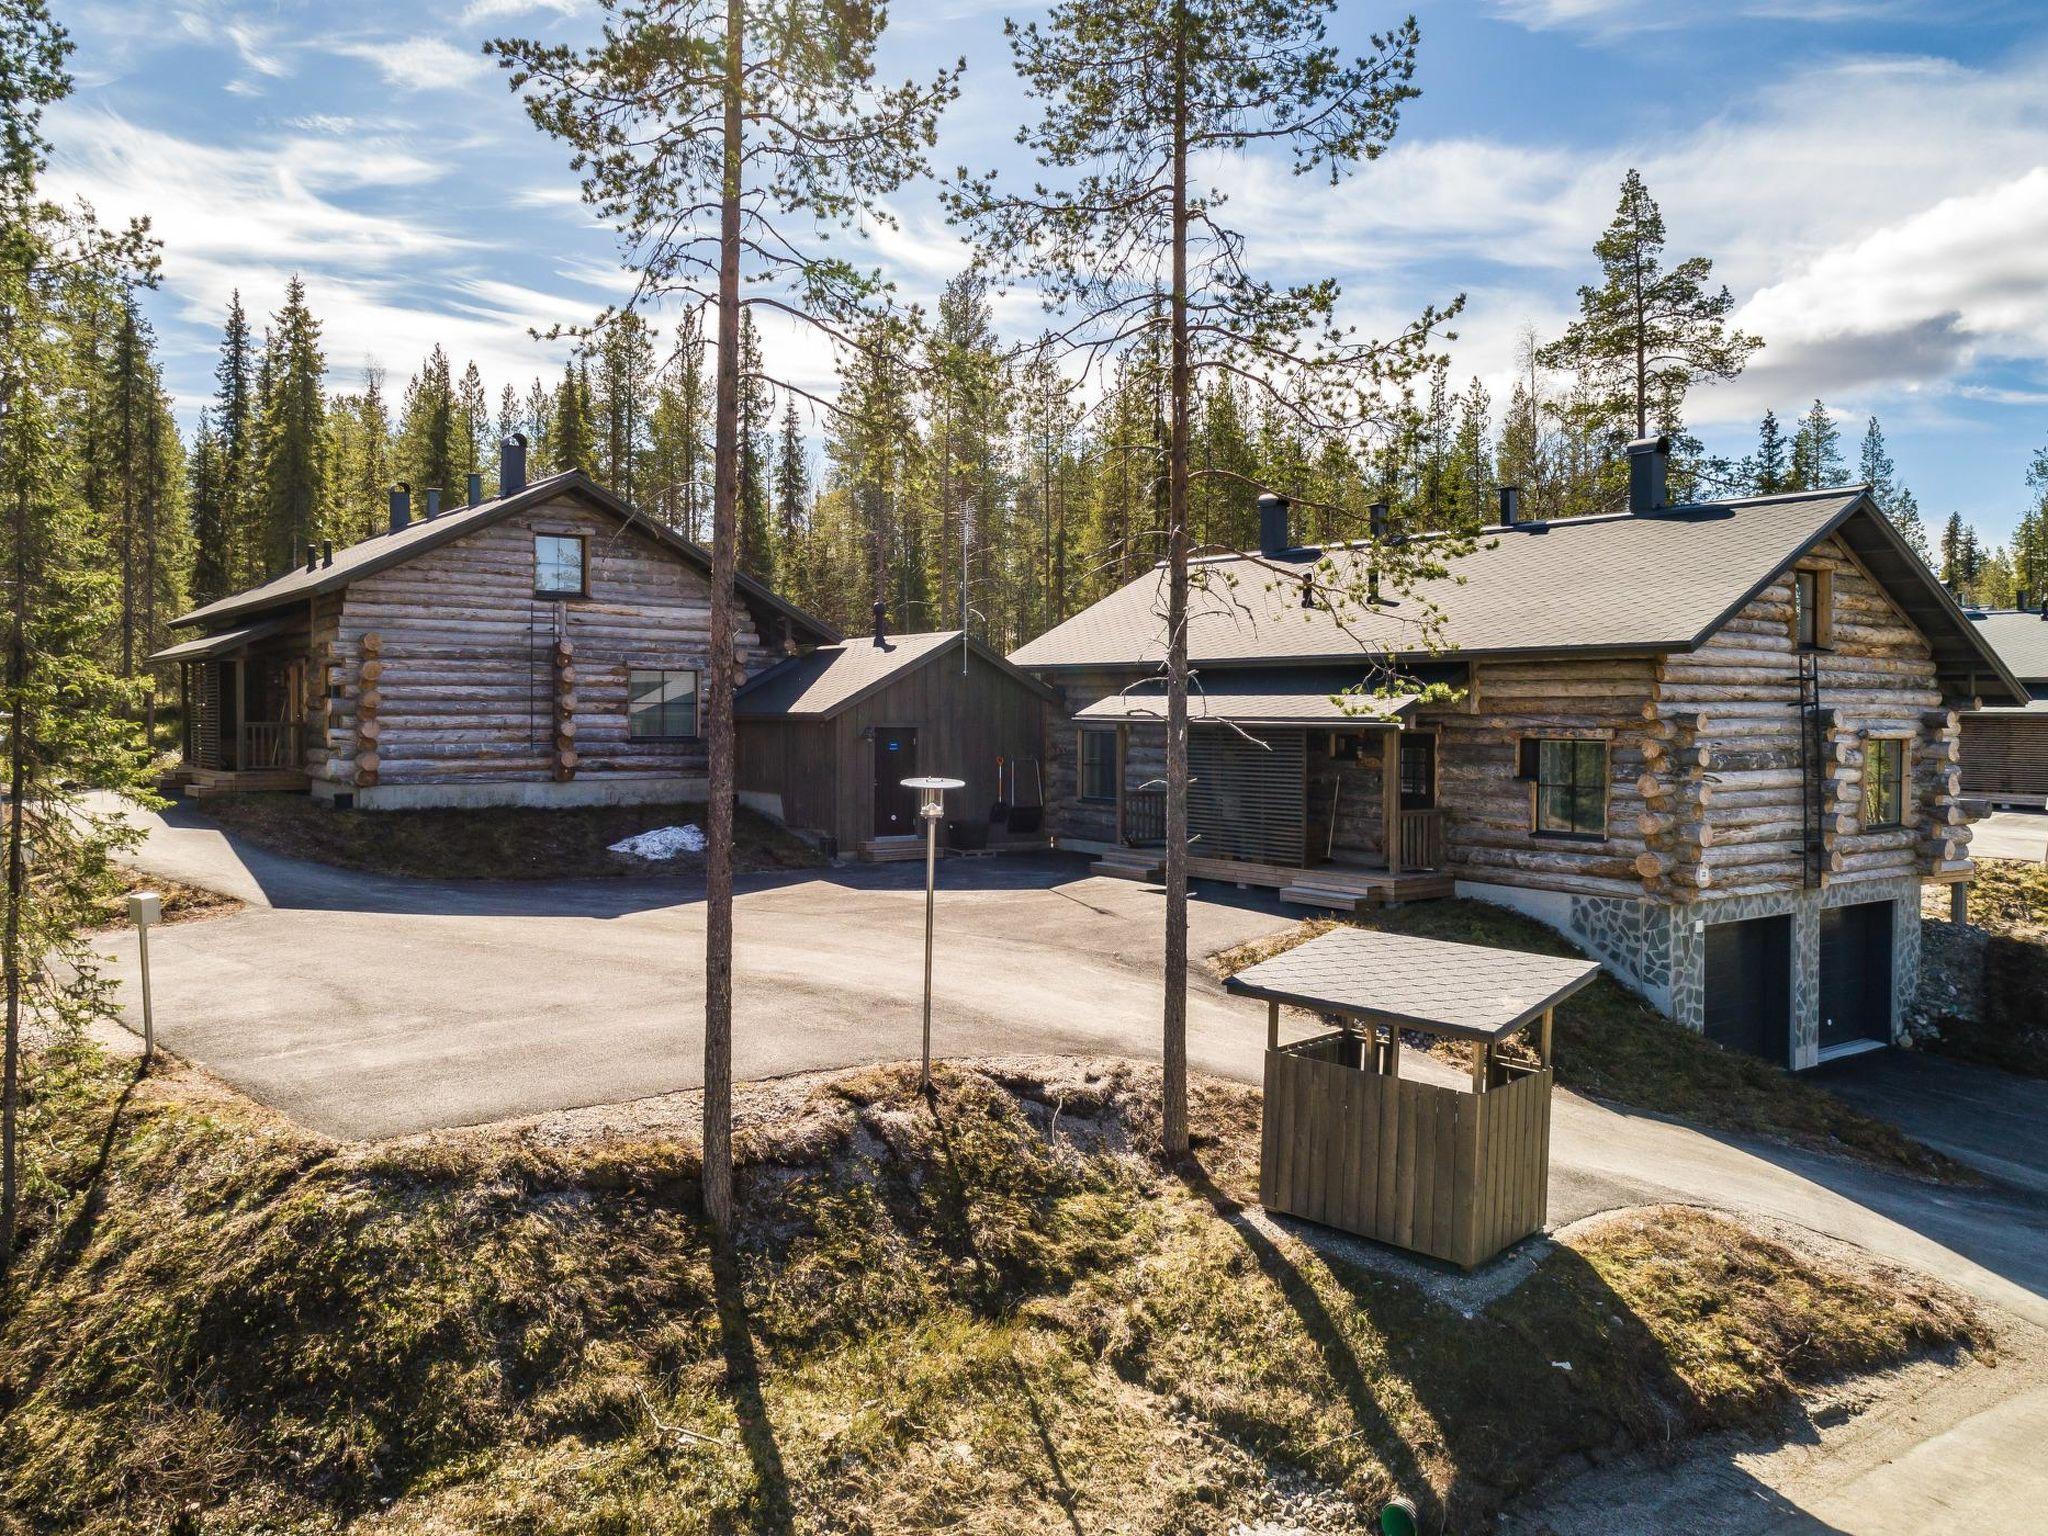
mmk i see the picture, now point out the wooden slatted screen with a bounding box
[1961,713,2048,799]
[1189,725,1306,865]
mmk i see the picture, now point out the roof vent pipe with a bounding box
[1627,435,1670,514]
[500,434,527,497]
[467,472,483,508]
[389,482,412,534]
[1499,485,1521,527]
[425,487,442,520]
[871,599,888,646]
[321,540,333,568]
[305,542,318,573]
[1257,492,1291,557]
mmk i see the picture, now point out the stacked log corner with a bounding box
[355,631,382,788]
[552,635,578,782]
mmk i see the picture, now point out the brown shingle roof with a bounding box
[1010,488,2026,705]
[735,631,1056,720]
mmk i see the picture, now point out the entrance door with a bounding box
[1819,900,1894,1051]
[1703,915,1791,1064]
[872,727,919,837]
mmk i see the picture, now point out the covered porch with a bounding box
[1074,672,1452,909]
[152,619,312,795]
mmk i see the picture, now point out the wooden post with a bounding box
[1538,1006,1554,1069]
[1950,881,1970,927]
[1382,729,1401,875]
[1266,998,1279,1051]
[1114,723,1128,845]
[1384,1025,1401,1080]
[178,663,190,761]
[1471,1039,1489,1094]
[233,656,246,770]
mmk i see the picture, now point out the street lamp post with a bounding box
[127,891,162,1063]
[902,775,964,1093]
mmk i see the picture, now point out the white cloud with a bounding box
[1490,0,1930,35]
[327,37,495,92]
[460,0,581,22]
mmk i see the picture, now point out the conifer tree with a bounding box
[1540,169,1760,494]
[772,396,808,579]
[212,290,255,584]
[254,275,326,575]
[546,359,597,477]
[493,0,959,1230]
[457,361,489,490]
[595,311,653,502]
[956,0,1459,1154]
[736,314,773,581]
[397,344,460,504]
[1856,414,1930,561]
[1788,398,1844,491]
[1746,409,1787,495]
[187,410,230,601]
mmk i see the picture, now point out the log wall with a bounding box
[320,497,770,788]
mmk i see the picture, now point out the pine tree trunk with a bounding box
[1161,15,1192,1159]
[1,477,28,1271]
[701,0,745,1234]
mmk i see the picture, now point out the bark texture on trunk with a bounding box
[701,0,745,1234]
[1,482,27,1269]
[1160,22,1191,1158]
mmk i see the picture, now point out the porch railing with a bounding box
[1122,787,1166,846]
[1397,807,1444,871]
[238,721,303,771]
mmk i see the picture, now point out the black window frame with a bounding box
[1077,728,1117,804]
[1398,733,1436,810]
[1526,736,1608,840]
[1863,736,1907,829]
[627,667,701,741]
[534,533,588,598]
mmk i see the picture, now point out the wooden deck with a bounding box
[180,766,311,798]
[1080,847,1452,907]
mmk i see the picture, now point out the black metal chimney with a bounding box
[389,482,412,533]
[321,540,333,568]
[1367,502,1389,604]
[1499,485,1522,526]
[467,472,483,508]
[425,487,442,520]
[500,434,527,496]
[1627,435,1670,513]
[304,542,317,573]
[871,599,888,646]
[1257,492,1291,557]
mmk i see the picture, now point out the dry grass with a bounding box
[1916,860,2048,1077]
[190,792,824,881]
[90,867,244,930]
[1213,900,1970,1182]
[0,1044,1985,1535]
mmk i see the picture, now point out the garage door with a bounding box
[1819,900,1894,1051]
[1703,914,1792,1065]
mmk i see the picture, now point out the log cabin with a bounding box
[734,610,1057,859]
[1009,436,2026,1069]
[1958,606,2048,809]
[153,438,837,809]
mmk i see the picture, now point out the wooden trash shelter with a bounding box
[1225,929,1600,1269]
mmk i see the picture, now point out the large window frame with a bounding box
[627,667,701,740]
[1521,736,1608,840]
[1792,566,1833,650]
[1863,736,1908,829]
[534,533,588,598]
[1077,728,1117,804]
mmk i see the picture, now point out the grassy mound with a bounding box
[189,792,823,881]
[1215,899,1967,1181]
[1919,860,2048,1078]
[0,1045,1982,1535]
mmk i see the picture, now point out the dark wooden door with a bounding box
[1703,915,1791,1064]
[872,727,919,837]
[1819,900,1893,1050]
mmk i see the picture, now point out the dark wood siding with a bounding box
[1961,709,2048,801]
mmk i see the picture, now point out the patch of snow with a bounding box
[608,824,707,860]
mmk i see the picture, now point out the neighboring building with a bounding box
[1959,607,2048,808]
[734,618,1055,858]
[1009,437,2024,1069]
[154,440,836,810]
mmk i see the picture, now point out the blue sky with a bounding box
[41,0,2048,544]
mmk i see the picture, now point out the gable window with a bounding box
[1864,737,1907,829]
[1078,728,1116,803]
[1520,737,1607,839]
[1792,567,1832,649]
[534,533,586,597]
[627,668,699,739]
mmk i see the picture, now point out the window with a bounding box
[326,662,346,701]
[1078,728,1116,802]
[534,533,586,596]
[1792,567,1831,649]
[1864,737,1907,828]
[1525,737,1607,839]
[1399,734,1435,810]
[627,668,699,739]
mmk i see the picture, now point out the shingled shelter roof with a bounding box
[735,630,1056,721]
[1969,609,2048,687]
[170,469,839,648]
[1009,487,2025,706]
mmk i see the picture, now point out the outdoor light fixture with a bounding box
[903,775,965,1093]
[127,891,162,1063]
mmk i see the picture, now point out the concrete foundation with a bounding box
[311,776,710,812]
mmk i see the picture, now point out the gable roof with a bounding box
[171,470,840,647]
[735,630,1057,721]
[1009,487,2026,706]
[1967,610,2048,686]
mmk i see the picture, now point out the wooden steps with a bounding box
[1092,850,1164,882]
[855,835,926,863]
[183,767,310,798]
